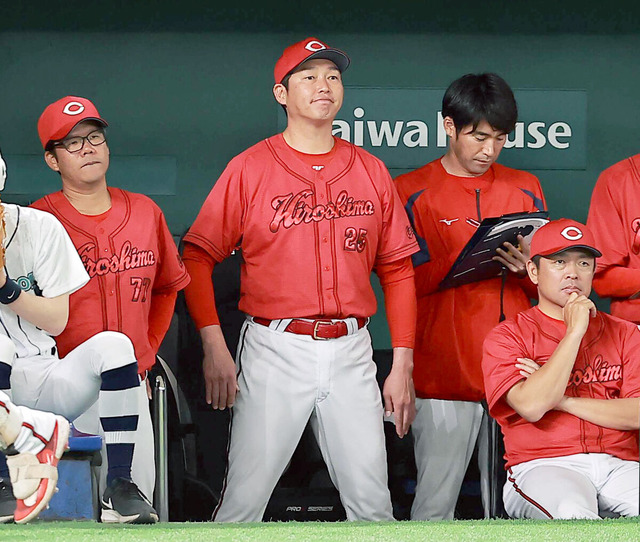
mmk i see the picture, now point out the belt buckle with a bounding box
[312,319,333,340]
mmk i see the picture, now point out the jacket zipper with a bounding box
[475,188,482,221]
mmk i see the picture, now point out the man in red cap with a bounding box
[28,95,189,522]
[482,218,640,519]
[182,36,419,522]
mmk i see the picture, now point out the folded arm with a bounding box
[506,294,595,422]
[555,396,640,431]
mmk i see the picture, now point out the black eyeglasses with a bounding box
[53,129,107,153]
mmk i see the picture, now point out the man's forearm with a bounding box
[182,244,220,329]
[391,346,414,373]
[200,324,230,353]
[593,266,640,299]
[376,257,416,349]
[506,331,582,422]
[0,272,69,336]
[556,396,640,431]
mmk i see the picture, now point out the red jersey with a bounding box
[184,134,418,319]
[31,188,190,373]
[587,154,640,323]
[483,306,640,468]
[394,159,546,401]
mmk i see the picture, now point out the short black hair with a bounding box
[531,255,542,268]
[442,73,518,135]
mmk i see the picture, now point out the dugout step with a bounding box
[37,425,103,521]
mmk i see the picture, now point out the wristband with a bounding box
[0,277,21,304]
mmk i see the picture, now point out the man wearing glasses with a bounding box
[28,96,189,522]
[0,141,157,523]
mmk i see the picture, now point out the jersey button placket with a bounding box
[311,158,332,404]
[319,225,334,311]
[317,183,337,314]
[98,236,117,328]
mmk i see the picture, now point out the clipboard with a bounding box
[438,211,549,290]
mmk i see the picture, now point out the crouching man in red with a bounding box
[482,218,639,519]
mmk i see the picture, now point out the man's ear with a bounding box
[44,150,60,173]
[273,83,287,106]
[526,259,539,285]
[443,116,457,139]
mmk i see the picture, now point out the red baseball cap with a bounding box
[38,96,108,149]
[274,37,350,84]
[530,218,602,258]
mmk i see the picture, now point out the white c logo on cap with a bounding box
[561,226,583,241]
[62,101,85,116]
[305,40,327,52]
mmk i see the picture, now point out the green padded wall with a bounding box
[2,5,639,347]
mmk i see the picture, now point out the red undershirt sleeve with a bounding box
[375,256,417,349]
[147,290,178,355]
[182,242,221,329]
[593,266,640,299]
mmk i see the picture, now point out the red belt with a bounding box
[252,317,368,340]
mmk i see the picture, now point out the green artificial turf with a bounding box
[3,519,640,542]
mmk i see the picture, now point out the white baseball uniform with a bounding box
[0,204,143,488]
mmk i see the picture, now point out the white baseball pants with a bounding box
[504,453,639,519]
[410,398,489,520]
[9,331,139,422]
[213,317,394,522]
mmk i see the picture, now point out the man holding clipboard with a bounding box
[394,73,547,520]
